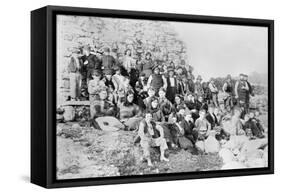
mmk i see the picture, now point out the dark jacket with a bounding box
[206,113,218,129]
[81,54,102,78]
[102,55,116,70]
[244,118,264,137]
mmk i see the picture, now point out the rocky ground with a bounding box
[56,94,268,179]
[56,122,223,179]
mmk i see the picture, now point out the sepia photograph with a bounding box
[55,15,269,180]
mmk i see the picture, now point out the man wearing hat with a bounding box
[165,66,178,104]
[222,74,234,108]
[81,45,102,82]
[194,75,204,97]
[101,47,117,71]
[243,74,253,112]
[235,73,249,111]
[208,78,219,107]
[147,66,167,96]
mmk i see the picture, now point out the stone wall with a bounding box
[56,15,189,106]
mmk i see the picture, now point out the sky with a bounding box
[171,22,268,80]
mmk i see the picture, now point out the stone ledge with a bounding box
[62,100,90,106]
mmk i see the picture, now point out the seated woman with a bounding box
[147,96,165,122]
[180,113,198,144]
[92,88,125,131]
[119,90,143,130]
[138,111,169,166]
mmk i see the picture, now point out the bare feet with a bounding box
[160,157,169,162]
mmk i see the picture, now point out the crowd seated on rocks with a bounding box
[58,44,268,168]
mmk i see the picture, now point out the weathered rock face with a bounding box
[205,136,220,153]
[57,126,143,179]
[218,135,268,169]
[57,15,189,106]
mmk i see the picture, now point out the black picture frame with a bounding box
[31,5,274,188]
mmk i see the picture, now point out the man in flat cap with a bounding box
[222,74,234,108]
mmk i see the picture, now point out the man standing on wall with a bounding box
[67,50,82,101]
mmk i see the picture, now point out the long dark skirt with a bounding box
[166,86,177,104]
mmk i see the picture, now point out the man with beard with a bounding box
[235,74,249,112]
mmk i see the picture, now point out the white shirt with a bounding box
[169,77,175,87]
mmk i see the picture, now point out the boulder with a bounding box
[63,106,75,121]
[221,161,247,170]
[223,135,248,151]
[246,158,267,168]
[205,135,220,153]
[195,141,205,152]
[219,148,235,164]
[240,138,268,157]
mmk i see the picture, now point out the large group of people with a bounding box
[65,44,266,167]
